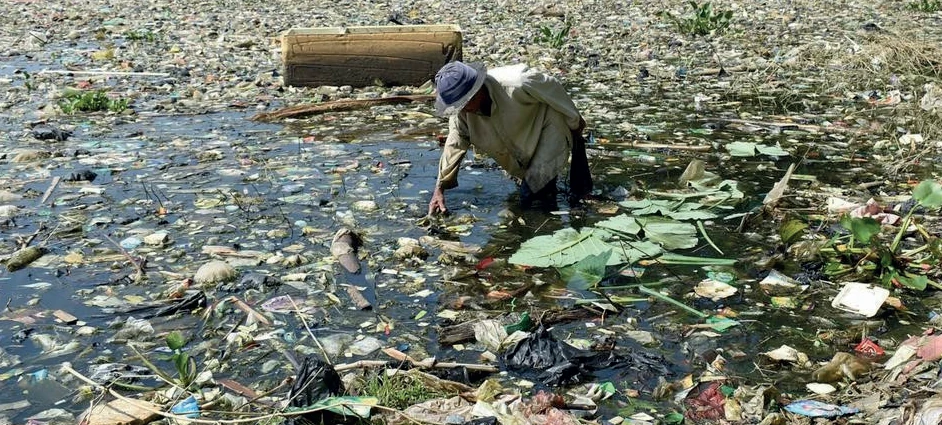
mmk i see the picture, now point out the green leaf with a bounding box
[595,214,642,235]
[509,228,618,267]
[599,381,618,396]
[896,273,928,291]
[913,180,942,208]
[558,250,612,290]
[706,316,739,332]
[621,199,718,220]
[173,352,190,377]
[414,310,427,320]
[840,216,881,244]
[166,331,186,351]
[779,220,808,244]
[299,396,377,418]
[706,271,735,283]
[505,311,533,334]
[676,202,708,211]
[667,179,744,204]
[634,200,679,215]
[726,141,756,157]
[654,253,738,265]
[619,199,657,210]
[756,144,790,156]
[639,217,698,250]
[823,261,852,277]
[667,210,718,220]
[608,240,664,264]
[664,411,686,424]
[720,385,736,397]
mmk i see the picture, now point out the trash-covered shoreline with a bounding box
[3,0,942,424]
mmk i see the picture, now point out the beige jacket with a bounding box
[437,64,583,192]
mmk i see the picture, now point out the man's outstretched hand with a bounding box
[428,186,447,215]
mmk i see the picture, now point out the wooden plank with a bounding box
[80,398,161,425]
[218,378,259,399]
[53,309,78,325]
[252,95,434,121]
[38,176,61,206]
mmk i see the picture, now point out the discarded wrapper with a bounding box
[785,400,859,418]
[831,282,889,317]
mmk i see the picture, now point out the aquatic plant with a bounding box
[536,21,572,49]
[125,29,159,42]
[660,2,733,36]
[360,372,448,410]
[909,0,942,12]
[59,89,130,114]
[165,331,199,388]
[820,180,942,290]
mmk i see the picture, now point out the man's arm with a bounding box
[436,115,471,190]
[429,115,471,215]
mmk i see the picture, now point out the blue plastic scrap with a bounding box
[784,400,858,418]
[171,395,200,419]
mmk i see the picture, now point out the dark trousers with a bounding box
[519,133,593,208]
[569,133,593,205]
[520,177,558,208]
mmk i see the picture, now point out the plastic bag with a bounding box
[502,326,666,386]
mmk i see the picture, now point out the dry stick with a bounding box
[287,295,331,365]
[38,69,171,77]
[101,233,144,282]
[65,363,396,425]
[126,343,188,392]
[438,307,597,345]
[333,359,498,373]
[227,380,288,411]
[228,296,272,326]
[689,64,758,76]
[343,284,372,310]
[38,176,61,206]
[696,220,724,255]
[251,95,435,121]
[706,117,865,135]
[19,223,46,249]
[604,141,713,152]
[382,347,499,373]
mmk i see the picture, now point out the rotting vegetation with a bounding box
[3,0,942,425]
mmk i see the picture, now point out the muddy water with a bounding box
[0,99,933,421]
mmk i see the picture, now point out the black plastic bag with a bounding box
[288,357,344,408]
[463,417,499,425]
[502,326,589,386]
[502,326,668,386]
[286,356,348,424]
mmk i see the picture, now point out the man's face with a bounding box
[462,89,485,114]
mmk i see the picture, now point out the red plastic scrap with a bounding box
[476,257,495,270]
[684,381,726,422]
[854,339,885,358]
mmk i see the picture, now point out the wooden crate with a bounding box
[280,25,463,88]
